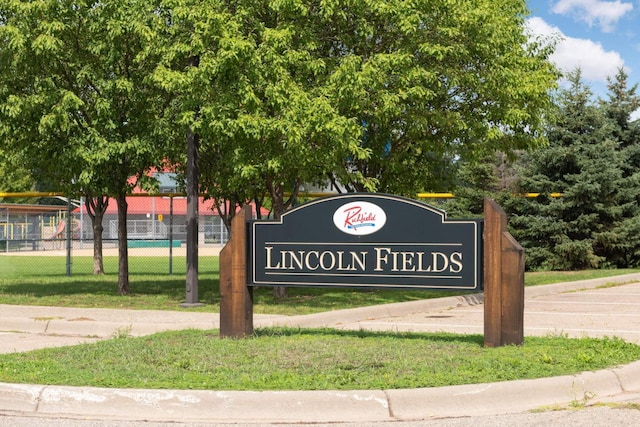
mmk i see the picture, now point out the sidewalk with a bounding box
[2,273,640,423]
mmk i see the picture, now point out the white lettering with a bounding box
[288,251,304,270]
[416,252,430,272]
[450,252,463,273]
[319,251,336,270]
[265,246,464,276]
[265,246,281,269]
[305,251,320,270]
[351,251,367,271]
[374,247,391,271]
[401,252,415,271]
[431,252,449,273]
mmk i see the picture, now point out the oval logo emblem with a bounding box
[333,201,387,235]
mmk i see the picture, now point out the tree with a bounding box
[0,150,34,196]
[0,0,169,293]
[165,0,366,222]
[319,0,559,196]
[594,69,640,267]
[151,0,367,298]
[149,0,254,302]
[507,69,634,270]
[168,0,558,218]
[441,153,512,219]
[151,0,558,298]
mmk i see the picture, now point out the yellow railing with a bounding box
[0,192,65,198]
[1,191,564,200]
[416,192,562,199]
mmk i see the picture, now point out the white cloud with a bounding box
[527,17,626,83]
[551,0,634,32]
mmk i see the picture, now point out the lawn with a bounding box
[1,255,638,314]
[0,255,472,314]
[2,255,640,391]
[0,328,638,391]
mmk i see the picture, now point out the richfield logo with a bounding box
[333,201,387,235]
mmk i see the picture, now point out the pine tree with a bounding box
[442,153,511,219]
[508,70,625,270]
[593,69,640,267]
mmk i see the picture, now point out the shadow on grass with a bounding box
[251,286,474,311]
[0,255,220,303]
[1,275,475,313]
[2,255,473,312]
[253,326,485,346]
[0,274,220,307]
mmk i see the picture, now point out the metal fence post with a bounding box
[66,195,72,276]
[169,196,174,275]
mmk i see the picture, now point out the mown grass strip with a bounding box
[0,328,638,391]
[1,255,639,314]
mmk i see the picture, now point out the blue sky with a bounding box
[526,0,640,118]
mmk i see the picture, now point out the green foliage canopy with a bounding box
[151,0,559,221]
[0,0,171,293]
[0,0,168,194]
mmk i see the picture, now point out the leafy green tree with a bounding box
[152,0,558,298]
[0,150,33,196]
[150,0,268,227]
[161,0,558,218]
[0,0,168,292]
[150,0,365,298]
[149,0,247,303]
[153,0,365,220]
[321,0,559,196]
[507,70,633,270]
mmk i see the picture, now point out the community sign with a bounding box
[249,193,482,290]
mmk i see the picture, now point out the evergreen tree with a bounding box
[508,70,626,270]
[594,69,640,267]
[442,153,510,219]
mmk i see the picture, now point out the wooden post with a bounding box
[219,205,253,338]
[483,198,524,347]
[501,232,525,345]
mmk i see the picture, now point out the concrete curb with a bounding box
[0,384,391,423]
[2,361,639,423]
[386,361,640,420]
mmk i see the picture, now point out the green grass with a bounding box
[0,255,470,314]
[525,268,640,287]
[2,255,640,391]
[1,328,638,391]
[1,256,639,314]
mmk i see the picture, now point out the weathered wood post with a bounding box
[483,198,525,347]
[219,205,253,338]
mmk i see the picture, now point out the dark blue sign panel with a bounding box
[249,194,482,290]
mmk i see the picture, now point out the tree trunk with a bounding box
[269,180,289,299]
[185,126,200,304]
[116,192,129,295]
[86,195,108,275]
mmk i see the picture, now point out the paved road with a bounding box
[342,281,640,343]
[1,273,640,426]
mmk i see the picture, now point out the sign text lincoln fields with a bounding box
[249,194,482,290]
[264,245,464,275]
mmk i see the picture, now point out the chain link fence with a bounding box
[0,195,228,276]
